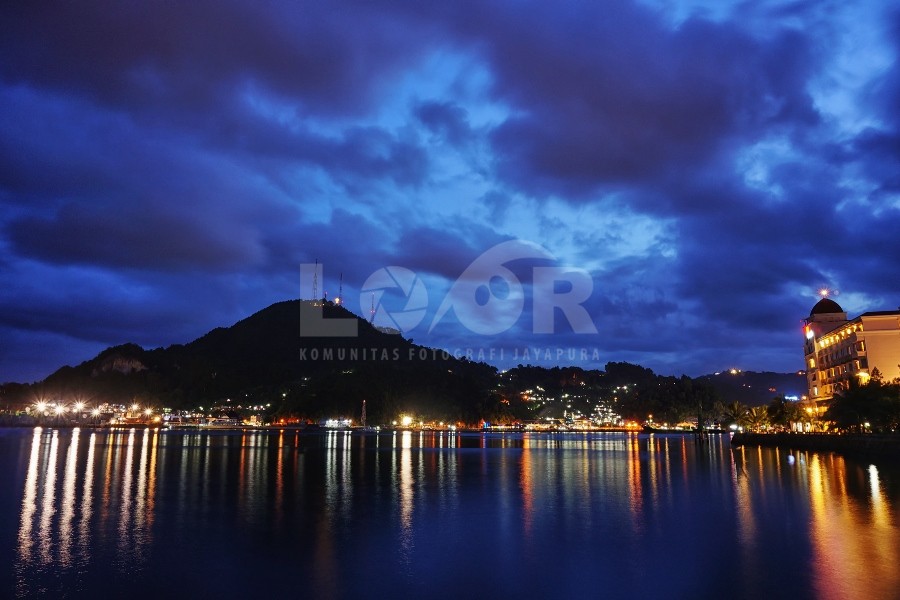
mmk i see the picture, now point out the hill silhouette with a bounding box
[0,300,806,425]
[697,369,808,406]
[8,300,499,424]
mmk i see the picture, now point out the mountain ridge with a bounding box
[1,299,805,423]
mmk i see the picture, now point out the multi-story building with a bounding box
[803,297,900,405]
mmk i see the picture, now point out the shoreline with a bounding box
[1,422,722,435]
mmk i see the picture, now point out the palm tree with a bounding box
[768,395,804,431]
[745,406,770,432]
[718,401,748,428]
[781,402,805,431]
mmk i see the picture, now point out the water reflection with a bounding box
[38,429,58,566]
[58,428,79,567]
[732,445,900,600]
[397,430,414,570]
[807,454,899,600]
[77,432,96,561]
[7,429,900,598]
[15,427,161,594]
[16,428,43,566]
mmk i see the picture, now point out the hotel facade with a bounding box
[803,298,900,405]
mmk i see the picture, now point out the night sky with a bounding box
[2,1,899,384]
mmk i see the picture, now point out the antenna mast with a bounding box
[337,272,343,306]
[312,259,318,303]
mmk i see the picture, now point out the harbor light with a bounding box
[400,415,413,427]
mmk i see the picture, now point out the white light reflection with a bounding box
[341,430,353,521]
[398,430,414,570]
[132,428,151,564]
[117,429,136,566]
[58,428,80,567]
[39,430,60,565]
[438,431,458,518]
[78,432,97,556]
[324,430,338,515]
[314,430,343,595]
[16,428,43,566]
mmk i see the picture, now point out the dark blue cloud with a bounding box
[473,4,819,197]
[414,100,473,146]
[0,1,432,117]
[0,0,897,383]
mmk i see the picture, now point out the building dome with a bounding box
[810,297,843,316]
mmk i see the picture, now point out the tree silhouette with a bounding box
[825,374,900,432]
[767,395,804,430]
[744,406,770,432]
[715,400,748,427]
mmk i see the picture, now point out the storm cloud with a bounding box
[1,0,897,382]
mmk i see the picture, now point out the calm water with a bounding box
[1,427,899,599]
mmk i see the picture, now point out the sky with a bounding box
[1,0,899,383]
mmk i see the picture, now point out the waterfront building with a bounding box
[803,297,900,405]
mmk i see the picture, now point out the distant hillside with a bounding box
[698,369,808,406]
[0,299,809,424]
[5,300,500,423]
